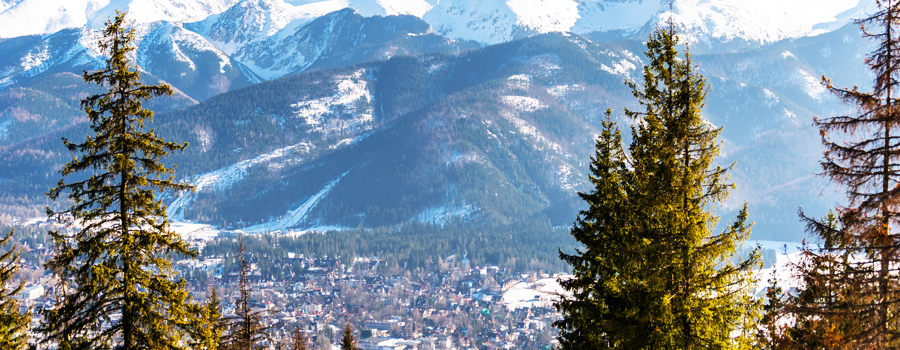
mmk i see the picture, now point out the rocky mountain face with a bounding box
[0,0,881,240]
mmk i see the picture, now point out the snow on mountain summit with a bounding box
[421,0,876,47]
[186,0,344,47]
[0,0,876,47]
[655,0,877,47]
[0,0,240,38]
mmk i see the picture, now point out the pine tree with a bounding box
[555,23,760,349]
[0,230,29,349]
[222,235,270,350]
[340,323,357,350]
[764,0,900,347]
[193,288,224,350]
[37,11,199,349]
[290,327,310,350]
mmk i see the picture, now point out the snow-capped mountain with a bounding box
[186,0,341,48]
[0,0,878,52]
[0,21,261,99]
[0,0,241,38]
[0,0,887,242]
[183,1,465,79]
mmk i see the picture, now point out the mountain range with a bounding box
[0,0,881,241]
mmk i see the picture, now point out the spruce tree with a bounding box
[221,235,270,350]
[764,0,900,347]
[290,327,309,350]
[38,11,199,349]
[0,230,29,349]
[193,288,224,350]
[555,23,760,349]
[340,323,357,350]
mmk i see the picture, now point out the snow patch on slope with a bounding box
[134,21,234,73]
[507,74,531,89]
[0,27,104,86]
[555,164,576,191]
[794,69,828,100]
[166,141,314,220]
[600,59,636,77]
[502,96,546,112]
[291,68,374,135]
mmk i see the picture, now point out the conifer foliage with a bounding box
[289,327,310,350]
[340,323,358,350]
[38,11,200,349]
[193,288,224,350]
[764,0,900,347]
[554,23,760,349]
[0,230,29,349]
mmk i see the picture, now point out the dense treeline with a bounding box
[203,220,579,274]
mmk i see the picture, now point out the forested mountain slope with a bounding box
[1,29,872,240]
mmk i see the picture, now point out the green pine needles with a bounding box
[0,230,30,350]
[39,11,200,349]
[555,25,761,349]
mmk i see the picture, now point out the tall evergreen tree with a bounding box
[555,22,760,349]
[221,235,270,350]
[290,327,310,350]
[193,288,224,350]
[0,229,29,349]
[764,0,900,347]
[37,11,199,349]
[340,323,357,350]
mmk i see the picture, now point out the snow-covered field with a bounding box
[169,221,220,241]
[502,275,570,311]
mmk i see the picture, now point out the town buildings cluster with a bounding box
[10,220,564,349]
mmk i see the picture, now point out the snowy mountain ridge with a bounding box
[0,0,878,51]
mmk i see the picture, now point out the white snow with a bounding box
[546,84,581,98]
[241,171,349,233]
[200,143,311,192]
[279,225,348,237]
[0,0,877,52]
[555,164,576,191]
[501,95,546,113]
[755,251,805,298]
[290,69,374,135]
[169,221,220,241]
[600,59,636,77]
[507,74,531,89]
[20,46,50,71]
[501,276,571,311]
[794,69,828,100]
[763,88,779,108]
[782,108,798,124]
[501,110,565,155]
[166,141,314,220]
[0,0,241,38]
